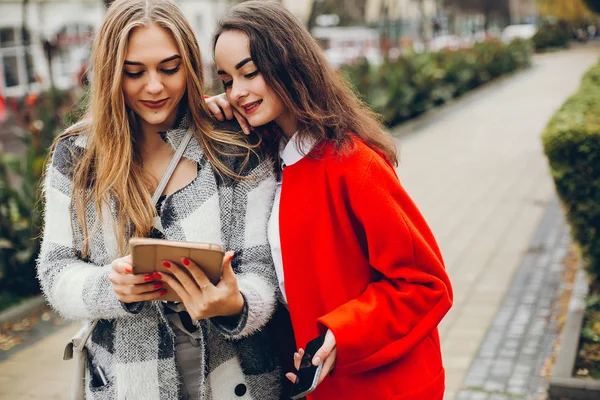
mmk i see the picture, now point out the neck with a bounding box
[137,127,169,159]
[275,112,298,139]
[136,123,175,160]
[135,108,180,155]
[139,113,178,138]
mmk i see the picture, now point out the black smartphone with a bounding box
[290,334,326,400]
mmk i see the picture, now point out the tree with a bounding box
[537,0,592,22]
[445,0,510,28]
[582,0,600,14]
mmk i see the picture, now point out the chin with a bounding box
[247,114,273,128]
[138,111,171,127]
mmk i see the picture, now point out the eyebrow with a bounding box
[124,54,181,66]
[217,57,253,75]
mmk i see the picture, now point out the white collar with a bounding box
[279,132,317,168]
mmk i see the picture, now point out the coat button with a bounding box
[235,383,247,397]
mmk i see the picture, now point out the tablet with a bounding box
[129,238,224,302]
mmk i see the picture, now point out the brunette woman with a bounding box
[209,2,453,399]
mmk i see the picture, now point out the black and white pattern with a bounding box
[37,117,283,400]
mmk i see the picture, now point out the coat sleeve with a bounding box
[210,157,279,339]
[317,154,453,375]
[36,138,138,321]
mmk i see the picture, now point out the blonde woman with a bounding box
[37,0,284,399]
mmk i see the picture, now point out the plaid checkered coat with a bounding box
[37,119,284,399]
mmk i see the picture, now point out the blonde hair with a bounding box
[56,0,255,256]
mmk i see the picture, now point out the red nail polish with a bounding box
[159,289,168,296]
[153,272,162,280]
[153,283,163,289]
[144,274,153,282]
[182,258,190,266]
[162,261,171,268]
[125,267,133,273]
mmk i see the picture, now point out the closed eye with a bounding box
[245,71,258,79]
[124,70,144,79]
[162,66,180,75]
[222,80,233,89]
[123,65,180,79]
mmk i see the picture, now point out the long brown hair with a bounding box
[53,0,255,257]
[213,0,397,165]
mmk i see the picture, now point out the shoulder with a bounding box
[50,123,90,177]
[318,136,396,178]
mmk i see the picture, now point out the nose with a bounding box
[146,71,164,94]
[230,80,248,103]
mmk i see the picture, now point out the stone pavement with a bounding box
[456,197,570,399]
[0,44,599,399]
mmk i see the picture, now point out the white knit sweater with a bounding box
[37,118,284,400]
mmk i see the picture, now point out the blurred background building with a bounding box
[2,0,599,98]
[0,0,228,98]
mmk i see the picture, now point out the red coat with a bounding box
[279,138,453,400]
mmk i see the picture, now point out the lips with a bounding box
[241,100,262,114]
[141,98,168,109]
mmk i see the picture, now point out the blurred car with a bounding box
[502,24,537,43]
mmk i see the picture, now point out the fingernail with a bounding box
[181,258,190,266]
[162,261,171,268]
[153,272,162,280]
[153,282,163,289]
[159,289,168,296]
[125,267,133,273]
[313,356,321,365]
[144,274,153,282]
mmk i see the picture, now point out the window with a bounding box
[2,53,19,87]
[55,23,93,78]
[0,26,34,92]
[0,27,17,48]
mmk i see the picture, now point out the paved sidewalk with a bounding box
[0,44,598,399]
[456,197,570,399]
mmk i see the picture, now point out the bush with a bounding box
[542,64,600,285]
[532,25,571,51]
[342,39,532,126]
[0,88,82,309]
[0,134,46,303]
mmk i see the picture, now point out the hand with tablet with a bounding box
[109,238,245,320]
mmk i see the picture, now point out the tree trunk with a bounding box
[306,0,321,31]
[417,0,427,41]
[21,0,32,92]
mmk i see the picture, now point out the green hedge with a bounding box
[532,25,570,52]
[0,89,80,309]
[542,63,600,284]
[342,39,532,126]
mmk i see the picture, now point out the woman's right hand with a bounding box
[109,255,167,303]
[205,93,251,135]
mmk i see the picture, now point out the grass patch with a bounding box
[575,284,600,380]
[0,292,29,312]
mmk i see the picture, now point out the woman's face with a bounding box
[214,30,296,136]
[122,24,186,133]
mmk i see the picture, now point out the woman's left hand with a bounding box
[286,329,337,386]
[158,251,245,320]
